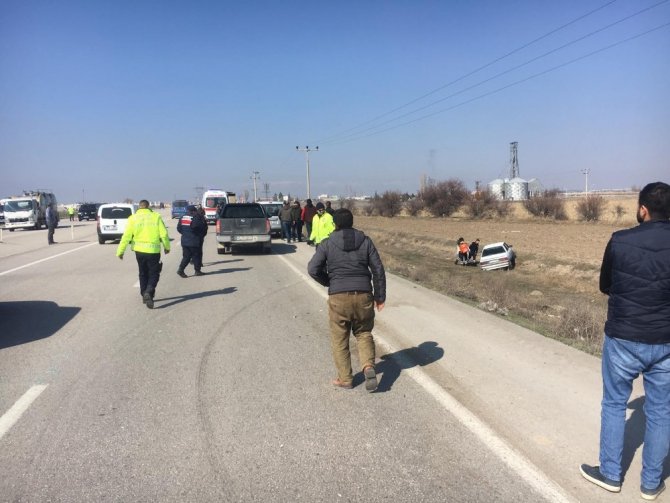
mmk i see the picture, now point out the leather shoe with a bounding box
[332,378,353,389]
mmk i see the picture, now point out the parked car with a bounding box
[216,203,271,254]
[171,200,189,219]
[78,203,101,221]
[97,203,138,244]
[480,242,516,271]
[258,201,283,238]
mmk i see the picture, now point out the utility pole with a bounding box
[263,182,270,200]
[296,146,318,200]
[581,169,590,194]
[250,171,260,202]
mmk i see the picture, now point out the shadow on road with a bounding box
[203,259,244,267]
[355,341,444,392]
[190,267,251,277]
[155,287,237,309]
[0,301,80,349]
[621,396,670,483]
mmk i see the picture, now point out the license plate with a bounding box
[104,225,117,231]
[233,235,255,241]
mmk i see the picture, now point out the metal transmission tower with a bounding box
[296,146,318,200]
[509,142,519,178]
[263,183,270,200]
[250,171,260,202]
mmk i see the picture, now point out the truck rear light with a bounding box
[216,220,221,233]
[266,219,271,233]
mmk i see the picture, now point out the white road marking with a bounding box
[0,385,48,440]
[278,254,574,503]
[0,242,97,277]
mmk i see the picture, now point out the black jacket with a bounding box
[177,213,207,247]
[307,228,386,303]
[600,220,670,343]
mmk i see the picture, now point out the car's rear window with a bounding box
[172,200,189,208]
[80,204,96,211]
[101,207,133,219]
[221,205,265,218]
[261,204,282,217]
[482,246,506,257]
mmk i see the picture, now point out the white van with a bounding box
[97,203,138,244]
[202,189,236,224]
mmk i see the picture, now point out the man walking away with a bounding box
[290,199,303,242]
[301,199,317,245]
[46,202,59,245]
[308,208,386,392]
[580,181,670,501]
[116,200,170,309]
[177,205,207,277]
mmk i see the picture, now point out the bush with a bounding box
[371,191,403,217]
[338,198,355,211]
[523,189,567,220]
[405,197,424,216]
[466,189,501,219]
[612,204,626,221]
[576,194,605,222]
[419,179,469,217]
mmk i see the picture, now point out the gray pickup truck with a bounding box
[215,203,272,254]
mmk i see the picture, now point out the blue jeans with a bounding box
[281,221,292,241]
[600,335,670,489]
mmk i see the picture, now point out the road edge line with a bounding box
[0,384,49,440]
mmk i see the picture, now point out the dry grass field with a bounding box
[352,195,640,355]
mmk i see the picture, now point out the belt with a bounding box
[340,291,370,295]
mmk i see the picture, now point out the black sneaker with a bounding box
[143,292,154,309]
[177,270,187,278]
[579,464,621,492]
[194,270,205,276]
[363,366,377,392]
[641,481,666,501]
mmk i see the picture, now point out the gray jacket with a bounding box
[307,228,386,303]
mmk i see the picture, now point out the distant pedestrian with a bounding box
[116,200,170,309]
[325,200,334,215]
[457,238,469,265]
[469,239,480,261]
[279,201,293,242]
[177,205,208,277]
[580,181,670,500]
[301,199,317,245]
[309,202,335,247]
[290,199,303,242]
[308,208,386,392]
[67,205,75,222]
[197,204,207,263]
[46,202,59,245]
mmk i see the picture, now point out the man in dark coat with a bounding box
[177,205,208,277]
[307,208,386,392]
[580,181,670,500]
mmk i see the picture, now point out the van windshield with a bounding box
[205,197,227,209]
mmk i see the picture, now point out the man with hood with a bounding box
[177,205,208,277]
[307,208,386,392]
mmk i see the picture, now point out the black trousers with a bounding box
[47,225,56,244]
[135,252,161,297]
[179,246,202,272]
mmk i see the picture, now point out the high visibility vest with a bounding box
[116,209,170,256]
[310,213,335,244]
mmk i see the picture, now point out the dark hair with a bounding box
[333,208,353,229]
[639,182,670,220]
[139,200,150,208]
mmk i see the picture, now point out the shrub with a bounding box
[419,179,469,217]
[466,189,500,219]
[576,194,605,222]
[405,197,424,216]
[612,204,626,221]
[338,198,355,211]
[523,189,567,220]
[371,191,403,217]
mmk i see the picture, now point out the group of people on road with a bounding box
[278,198,336,246]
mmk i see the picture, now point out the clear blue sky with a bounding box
[1,0,668,203]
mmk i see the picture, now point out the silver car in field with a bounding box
[480,242,516,271]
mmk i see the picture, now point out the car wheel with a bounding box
[98,236,105,244]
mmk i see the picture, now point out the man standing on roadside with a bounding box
[309,202,335,247]
[46,202,59,245]
[308,208,386,392]
[580,181,670,501]
[116,200,170,309]
[177,205,207,277]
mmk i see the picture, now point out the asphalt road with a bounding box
[0,215,653,502]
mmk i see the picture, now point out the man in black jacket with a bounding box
[580,181,670,500]
[307,208,386,392]
[177,205,208,277]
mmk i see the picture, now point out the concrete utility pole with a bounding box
[581,169,590,194]
[296,146,318,200]
[250,171,260,202]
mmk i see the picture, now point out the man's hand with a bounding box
[375,301,385,312]
[164,249,170,255]
[118,254,123,260]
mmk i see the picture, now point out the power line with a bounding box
[327,20,670,145]
[317,0,621,144]
[323,0,669,145]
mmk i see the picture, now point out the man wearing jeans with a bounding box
[581,181,670,500]
[307,208,386,392]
